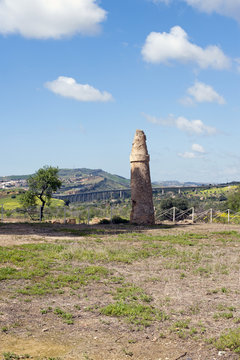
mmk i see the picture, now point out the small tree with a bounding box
[227,186,240,212]
[21,166,62,221]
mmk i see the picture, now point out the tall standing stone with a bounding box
[130,130,155,225]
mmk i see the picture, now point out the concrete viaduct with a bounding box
[54,185,212,203]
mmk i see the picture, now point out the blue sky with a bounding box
[1,0,240,183]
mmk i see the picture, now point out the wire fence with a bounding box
[0,203,131,224]
[155,207,240,224]
[1,202,240,225]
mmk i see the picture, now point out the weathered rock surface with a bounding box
[130,130,155,225]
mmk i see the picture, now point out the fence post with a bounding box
[110,204,113,223]
[210,209,213,223]
[173,207,176,224]
[1,204,3,222]
[64,207,66,224]
[192,207,195,223]
[228,209,230,224]
[87,206,90,225]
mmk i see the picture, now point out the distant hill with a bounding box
[57,168,130,195]
[153,180,208,187]
[0,174,29,181]
[0,168,130,195]
[3,169,236,195]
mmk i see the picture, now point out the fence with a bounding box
[0,203,131,224]
[1,203,240,225]
[155,207,240,224]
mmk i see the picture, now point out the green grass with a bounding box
[197,185,237,196]
[58,228,108,236]
[2,353,31,360]
[1,353,57,360]
[0,230,230,299]
[41,305,74,325]
[213,304,236,320]
[122,233,205,246]
[0,196,21,211]
[113,284,152,303]
[100,301,168,326]
[212,230,240,236]
[2,353,21,360]
[0,194,64,211]
[2,227,240,356]
[214,327,240,353]
[53,307,74,325]
[169,319,191,339]
[170,319,205,339]
[61,245,152,264]
[97,279,167,327]
[0,242,110,295]
[18,266,110,296]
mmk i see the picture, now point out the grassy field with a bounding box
[0,193,64,211]
[0,222,240,359]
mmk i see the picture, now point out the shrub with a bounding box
[112,216,129,224]
[160,196,190,220]
[99,218,111,224]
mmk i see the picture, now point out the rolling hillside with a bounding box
[0,168,130,195]
[57,168,130,195]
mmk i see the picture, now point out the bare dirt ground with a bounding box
[0,222,240,360]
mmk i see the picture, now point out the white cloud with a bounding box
[178,143,205,159]
[179,96,194,106]
[144,113,217,135]
[176,116,216,135]
[141,26,230,69]
[183,81,226,104]
[150,0,240,23]
[184,0,240,23]
[178,152,196,158]
[192,143,205,153]
[45,76,113,102]
[0,0,106,39]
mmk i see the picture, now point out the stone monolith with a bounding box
[130,130,155,225]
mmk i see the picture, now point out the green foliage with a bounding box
[227,185,240,212]
[20,190,37,208]
[0,195,23,211]
[111,216,129,224]
[21,166,62,221]
[64,199,70,206]
[100,301,168,326]
[159,196,190,220]
[161,196,189,211]
[0,244,110,295]
[54,307,74,324]
[0,267,18,280]
[113,284,152,303]
[99,218,111,224]
[2,354,22,360]
[2,353,31,360]
[215,327,240,353]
